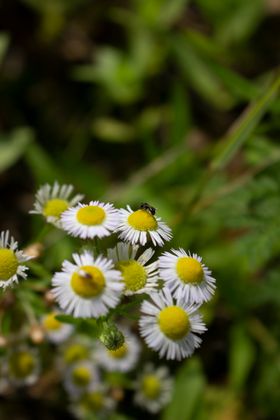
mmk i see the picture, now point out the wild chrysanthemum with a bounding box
[159,249,215,304]
[134,364,173,413]
[61,201,119,239]
[107,242,159,295]
[52,251,123,318]
[139,288,206,360]
[96,329,140,372]
[64,361,99,398]
[6,347,40,386]
[72,384,115,419]
[0,230,31,289]
[42,310,73,344]
[117,205,172,246]
[30,182,83,227]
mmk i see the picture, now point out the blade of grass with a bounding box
[211,74,280,171]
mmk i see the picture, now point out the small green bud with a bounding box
[99,321,125,351]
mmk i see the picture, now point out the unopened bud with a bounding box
[111,387,124,402]
[44,290,56,306]
[0,335,8,348]
[99,322,124,351]
[23,242,44,259]
[29,324,45,344]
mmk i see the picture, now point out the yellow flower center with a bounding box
[71,265,105,298]
[116,260,147,292]
[108,343,128,359]
[142,374,161,399]
[9,351,35,378]
[43,313,61,331]
[158,306,190,340]
[72,366,91,386]
[176,257,204,284]
[83,391,104,411]
[64,344,89,364]
[128,209,157,231]
[0,248,19,281]
[43,198,69,218]
[76,205,105,226]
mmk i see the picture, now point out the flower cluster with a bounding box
[0,182,216,415]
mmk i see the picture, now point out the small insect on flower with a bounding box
[30,182,84,228]
[139,203,156,215]
[0,231,31,289]
[42,310,74,344]
[139,288,206,361]
[96,329,141,372]
[5,347,40,386]
[52,251,124,318]
[61,201,120,239]
[117,205,172,247]
[159,249,216,304]
[134,364,173,413]
[108,242,159,295]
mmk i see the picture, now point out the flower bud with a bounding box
[99,322,124,351]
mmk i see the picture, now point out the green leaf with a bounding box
[0,127,34,173]
[211,75,280,170]
[229,324,256,392]
[162,358,205,420]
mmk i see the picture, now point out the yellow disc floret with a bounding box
[108,343,128,359]
[43,199,69,218]
[77,206,105,226]
[0,248,19,281]
[9,351,35,378]
[72,366,91,386]
[64,344,89,364]
[176,257,204,284]
[142,374,161,399]
[117,260,147,292]
[83,391,104,411]
[128,210,157,231]
[43,313,61,331]
[158,306,190,340]
[71,265,105,298]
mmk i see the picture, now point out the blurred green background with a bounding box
[0,0,280,419]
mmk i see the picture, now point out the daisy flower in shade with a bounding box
[139,288,206,361]
[64,360,100,398]
[107,242,159,295]
[117,205,172,246]
[42,310,74,344]
[52,251,123,318]
[0,230,31,289]
[30,182,83,228]
[6,347,40,386]
[134,364,173,413]
[62,339,93,366]
[61,201,119,239]
[73,384,116,419]
[159,249,216,304]
[96,329,141,372]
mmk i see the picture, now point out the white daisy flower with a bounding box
[42,310,74,344]
[62,339,94,366]
[134,364,173,413]
[159,249,216,304]
[96,329,141,372]
[30,182,84,228]
[64,360,100,398]
[0,230,31,289]
[52,251,124,318]
[72,384,116,419]
[107,242,159,295]
[61,201,119,239]
[139,288,206,361]
[6,347,40,386]
[117,205,172,247]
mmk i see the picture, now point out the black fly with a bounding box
[139,202,156,216]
